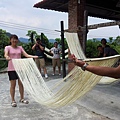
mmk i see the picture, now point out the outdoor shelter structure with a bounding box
[34,0,120,71]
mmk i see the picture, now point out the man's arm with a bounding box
[72,54,120,79]
[39,44,44,51]
[32,44,36,50]
[49,48,53,55]
[86,65,120,79]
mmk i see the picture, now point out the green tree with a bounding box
[113,36,120,53]
[114,36,120,45]
[0,29,9,70]
[26,30,38,42]
[86,39,100,58]
[0,29,9,49]
[22,42,34,55]
[55,38,68,50]
[26,30,50,48]
[41,33,50,48]
[108,37,113,44]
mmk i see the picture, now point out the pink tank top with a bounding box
[5,46,25,71]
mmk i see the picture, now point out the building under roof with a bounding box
[34,0,120,72]
[34,0,120,20]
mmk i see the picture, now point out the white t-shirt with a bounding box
[50,47,61,59]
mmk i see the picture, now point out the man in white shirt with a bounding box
[50,42,61,75]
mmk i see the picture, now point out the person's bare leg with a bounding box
[18,79,24,100]
[35,59,41,73]
[39,67,41,73]
[10,80,16,101]
[43,67,48,78]
[43,67,47,74]
[53,67,56,75]
[58,67,61,75]
[18,79,29,104]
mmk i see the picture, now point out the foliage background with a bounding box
[0,29,120,70]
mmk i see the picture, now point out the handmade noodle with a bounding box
[12,32,120,108]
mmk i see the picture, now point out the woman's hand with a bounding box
[5,56,11,61]
[33,56,38,59]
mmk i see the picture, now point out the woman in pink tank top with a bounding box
[4,34,38,107]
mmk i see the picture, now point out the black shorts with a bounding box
[8,71,19,81]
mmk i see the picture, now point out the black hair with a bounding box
[101,38,107,43]
[9,34,18,45]
[97,45,102,49]
[54,42,58,45]
[36,38,41,41]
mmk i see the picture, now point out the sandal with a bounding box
[11,101,17,107]
[19,99,29,104]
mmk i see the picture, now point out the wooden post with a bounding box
[82,10,88,53]
[61,21,66,78]
[41,33,44,43]
[31,32,34,44]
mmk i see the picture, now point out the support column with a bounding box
[68,0,87,72]
[61,21,66,78]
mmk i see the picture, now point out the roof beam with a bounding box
[87,3,120,14]
[78,21,120,31]
[88,21,120,30]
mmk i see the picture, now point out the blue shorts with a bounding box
[8,71,19,81]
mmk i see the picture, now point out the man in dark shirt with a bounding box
[104,46,118,57]
[101,38,118,57]
[32,38,48,78]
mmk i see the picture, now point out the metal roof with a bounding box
[34,0,120,20]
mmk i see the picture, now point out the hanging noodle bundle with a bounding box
[65,32,119,84]
[12,32,120,108]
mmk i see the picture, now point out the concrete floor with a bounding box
[0,66,120,120]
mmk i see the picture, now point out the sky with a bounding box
[0,0,120,40]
